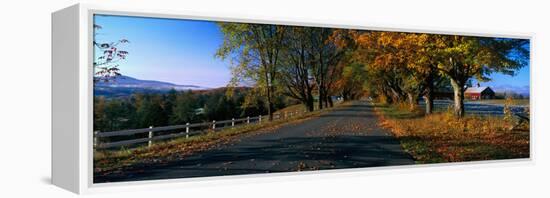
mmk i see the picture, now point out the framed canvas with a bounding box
[52,3,533,194]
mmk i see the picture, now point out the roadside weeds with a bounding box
[374,104,529,164]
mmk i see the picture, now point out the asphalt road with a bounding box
[95,101,414,183]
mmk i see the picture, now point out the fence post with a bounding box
[148,126,153,147]
[259,115,262,123]
[186,123,190,139]
[93,131,98,148]
[247,116,250,124]
[232,118,235,127]
[212,120,216,130]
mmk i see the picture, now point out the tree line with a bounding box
[93,88,293,132]
[216,24,529,118]
[216,24,354,120]
[93,22,529,132]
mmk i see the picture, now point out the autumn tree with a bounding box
[93,96,136,132]
[93,96,107,131]
[277,27,352,110]
[134,94,167,128]
[346,31,528,117]
[279,27,316,111]
[309,27,348,109]
[330,30,372,101]
[169,90,198,124]
[93,24,129,82]
[216,23,286,120]
[335,61,368,101]
[435,36,529,117]
[349,31,414,105]
[393,33,442,113]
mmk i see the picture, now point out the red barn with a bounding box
[464,86,495,100]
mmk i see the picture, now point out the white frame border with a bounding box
[54,3,535,194]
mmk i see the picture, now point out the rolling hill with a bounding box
[94,75,210,98]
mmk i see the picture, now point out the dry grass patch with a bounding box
[376,104,529,163]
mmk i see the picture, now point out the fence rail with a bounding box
[94,110,306,149]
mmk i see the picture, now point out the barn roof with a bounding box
[465,86,492,94]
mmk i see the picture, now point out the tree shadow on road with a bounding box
[94,134,415,183]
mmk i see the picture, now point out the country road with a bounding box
[95,101,414,183]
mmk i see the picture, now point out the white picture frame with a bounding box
[52,3,534,194]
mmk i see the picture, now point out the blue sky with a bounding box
[473,66,530,89]
[94,15,530,89]
[94,15,230,88]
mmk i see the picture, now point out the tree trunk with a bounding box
[382,89,393,104]
[450,78,465,117]
[407,92,417,111]
[306,90,314,112]
[266,77,274,121]
[324,94,329,108]
[327,95,334,107]
[389,86,405,103]
[318,88,324,110]
[424,75,434,114]
[424,94,434,115]
[267,92,274,121]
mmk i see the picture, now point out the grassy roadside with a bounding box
[94,103,343,174]
[374,104,529,164]
[467,99,530,106]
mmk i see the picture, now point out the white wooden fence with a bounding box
[94,110,306,149]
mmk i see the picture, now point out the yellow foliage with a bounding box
[503,96,514,124]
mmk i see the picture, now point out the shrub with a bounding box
[503,96,514,125]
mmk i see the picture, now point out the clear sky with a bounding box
[474,66,530,89]
[94,14,231,88]
[94,14,530,89]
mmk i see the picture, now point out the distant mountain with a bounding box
[491,85,530,96]
[94,75,210,98]
[95,75,209,90]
